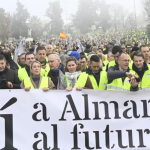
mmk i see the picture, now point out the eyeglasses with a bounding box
[121,59,130,63]
[48,59,57,64]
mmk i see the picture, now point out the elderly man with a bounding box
[107,53,139,91]
[46,45,53,56]
[47,54,65,87]
[0,55,21,89]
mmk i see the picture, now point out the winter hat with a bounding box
[69,51,80,59]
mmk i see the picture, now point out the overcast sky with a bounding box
[0,0,142,21]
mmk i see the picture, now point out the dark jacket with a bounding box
[0,67,21,89]
[132,62,148,80]
[107,64,138,91]
[7,58,19,71]
[84,48,92,53]
[25,65,31,77]
[48,64,65,87]
[86,66,102,86]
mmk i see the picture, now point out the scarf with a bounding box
[65,71,81,87]
[40,59,47,67]
[50,64,62,74]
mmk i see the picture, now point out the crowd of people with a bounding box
[0,30,150,92]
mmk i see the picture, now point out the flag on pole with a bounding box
[60,31,68,39]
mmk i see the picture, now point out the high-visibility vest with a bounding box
[108,60,116,68]
[41,63,50,76]
[107,70,136,91]
[23,76,49,89]
[17,64,22,69]
[74,71,107,90]
[84,52,88,58]
[131,65,150,90]
[18,68,45,81]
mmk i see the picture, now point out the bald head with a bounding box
[118,53,130,70]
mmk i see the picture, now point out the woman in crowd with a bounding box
[65,57,93,91]
[21,61,55,91]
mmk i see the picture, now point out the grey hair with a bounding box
[48,53,60,60]
[45,44,53,49]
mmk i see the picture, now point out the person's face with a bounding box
[36,50,46,62]
[107,52,114,62]
[141,47,150,60]
[118,54,130,70]
[46,46,53,55]
[31,62,41,76]
[126,46,132,53]
[19,54,25,65]
[90,61,100,73]
[97,49,103,54]
[48,55,60,70]
[121,45,126,52]
[25,54,35,66]
[0,59,6,72]
[133,56,144,70]
[113,52,120,62]
[100,45,104,49]
[79,58,87,71]
[67,61,77,73]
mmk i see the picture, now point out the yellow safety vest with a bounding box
[17,64,22,69]
[131,65,150,90]
[74,71,107,90]
[108,60,116,68]
[84,52,88,58]
[107,70,136,91]
[18,67,45,81]
[44,63,50,75]
[23,76,49,89]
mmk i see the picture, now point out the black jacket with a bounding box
[0,67,21,89]
[86,67,102,86]
[48,64,65,87]
[132,62,148,80]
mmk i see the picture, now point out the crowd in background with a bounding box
[0,29,150,92]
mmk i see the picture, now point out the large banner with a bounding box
[0,89,150,150]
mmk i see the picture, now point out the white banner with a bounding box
[0,89,150,150]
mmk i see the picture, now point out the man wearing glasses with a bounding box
[107,53,139,91]
[78,55,88,72]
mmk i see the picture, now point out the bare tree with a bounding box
[109,3,124,31]
[143,0,150,21]
[0,8,11,43]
